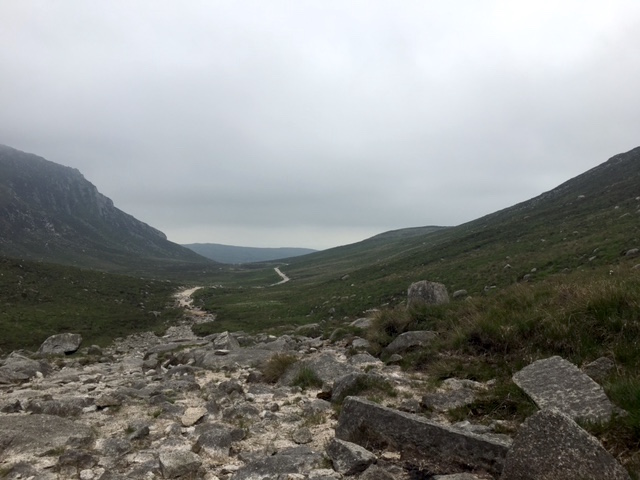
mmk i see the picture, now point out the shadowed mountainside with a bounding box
[0,144,213,273]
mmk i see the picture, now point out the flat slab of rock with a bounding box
[513,356,613,423]
[336,397,510,475]
[38,333,82,355]
[0,414,93,458]
[501,409,630,480]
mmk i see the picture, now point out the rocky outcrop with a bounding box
[512,355,613,423]
[501,409,631,480]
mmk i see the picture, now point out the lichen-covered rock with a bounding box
[407,280,449,307]
[501,409,630,480]
[513,356,613,423]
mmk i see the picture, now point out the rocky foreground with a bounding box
[0,301,633,479]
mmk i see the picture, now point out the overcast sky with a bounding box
[1,1,639,250]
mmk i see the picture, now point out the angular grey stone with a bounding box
[0,353,50,384]
[0,414,93,457]
[326,438,376,475]
[331,372,387,404]
[159,450,202,478]
[513,356,613,422]
[292,427,313,444]
[407,280,449,307]
[213,331,240,351]
[501,409,630,480]
[38,333,82,355]
[181,406,207,427]
[582,357,615,383]
[25,397,88,417]
[358,464,396,480]
[336,397,510,475]
[230,447,324,479]
[384,330,437,355]
[193,424,239,456]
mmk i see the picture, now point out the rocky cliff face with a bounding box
[0,144,209,271]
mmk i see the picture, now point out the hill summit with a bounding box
[0,144,210,272]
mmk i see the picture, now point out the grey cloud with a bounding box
[1,1,639,249]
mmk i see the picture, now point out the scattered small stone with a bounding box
[181,407,208,427]
[292,427,313,444]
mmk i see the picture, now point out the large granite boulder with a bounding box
[513,356,613,423]
[501,409,630,480]
[0,352,50,383]
[38,333,82,355]
[336,397,510,475]
[407,280,449,308]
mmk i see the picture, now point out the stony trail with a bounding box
[0,285,629,479]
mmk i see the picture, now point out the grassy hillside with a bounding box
[188,147,640,473]
[191,147,640,335]
[0,256,183,352]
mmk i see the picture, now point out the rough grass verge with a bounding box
[260,354,298,384]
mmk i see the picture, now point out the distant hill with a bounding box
[183,243,317,264]
[0,144,213,273]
